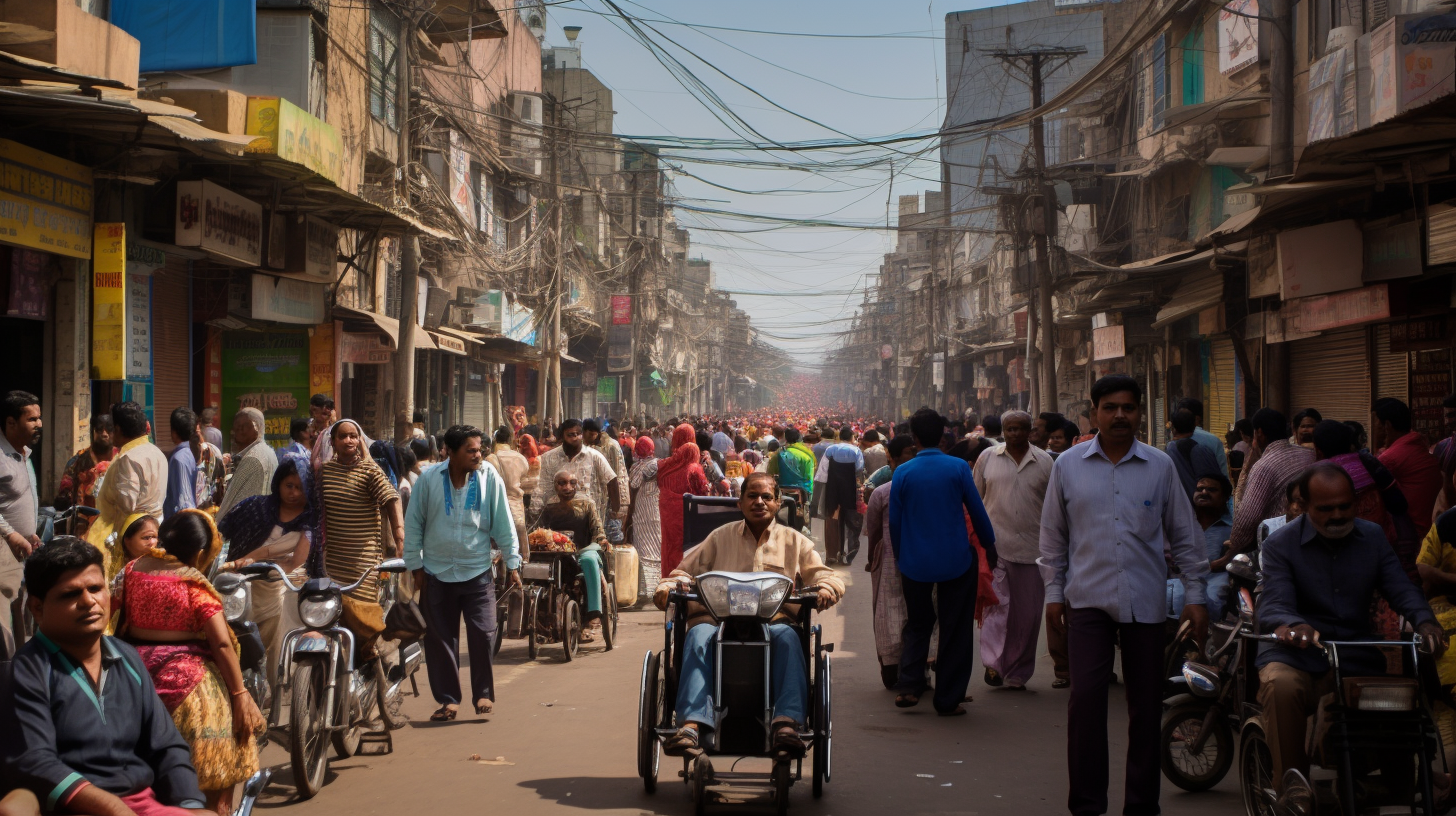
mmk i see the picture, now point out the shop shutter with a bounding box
[464,362,486,430]
[1290,327,1369,425]
[1373,323,1409,404]
[151,257,192,453]
[1205,336,1238,435]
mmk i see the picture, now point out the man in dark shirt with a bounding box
[1,538,207,815]
[1257,463,1443,799]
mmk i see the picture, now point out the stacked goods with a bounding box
[528,529,575,552]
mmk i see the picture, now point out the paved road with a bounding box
[255,523,1242,815]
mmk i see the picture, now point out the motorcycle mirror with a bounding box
[377,557,409,574]
[238,562,278,578]
[1237,588,1255,619]
[1227,553,1258,583]
[214,572,246,592]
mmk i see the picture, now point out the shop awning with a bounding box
[333,306,437,351]
[429,330,468,356]
[431,326,540,364]
[1152,271,1225,329]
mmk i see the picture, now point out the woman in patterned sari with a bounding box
[656,424,709,576]
[117,509,263,816]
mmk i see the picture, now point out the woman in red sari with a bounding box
[657,424,710,575]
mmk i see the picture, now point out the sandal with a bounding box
[895,692,922,708]
[983,667,1003,687]
[1052,678,1071,689]
[430,705,457,722]
[475,700,493,715]
[772,722,806,758]
[663,725,702,757]
[580,628,597,644]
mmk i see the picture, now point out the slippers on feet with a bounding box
[1052,678,1071,689]
[663,727,701,757]
[430,706,457,722]
[772,723,806,757]
[894,692,921,708]
[475,700,493,715]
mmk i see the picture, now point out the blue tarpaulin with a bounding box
[111,0,257,73]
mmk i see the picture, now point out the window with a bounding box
[1181,28,1205,106]
[369,4,400,129]
[1152,33,1169,126]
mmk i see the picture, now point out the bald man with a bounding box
[214,407,278,520]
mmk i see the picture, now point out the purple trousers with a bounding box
[978,561,1044,686]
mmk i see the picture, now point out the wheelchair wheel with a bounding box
[812,652,832,798]
[638,651,662,792]
[691,756,712,816]
[773,760,791,816]
[562,599,582,662]
[526,591,540,661]
[603,584,618,651]
[1239,718,1277,816]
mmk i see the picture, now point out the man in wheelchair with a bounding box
[654,472,844,758]
[1257,463,1445,807]
[534,471,611,643]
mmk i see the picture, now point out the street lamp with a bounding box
[563,25,582,42]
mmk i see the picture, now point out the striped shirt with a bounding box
[1229,440,1315,553]
[320,458,398,600]
[1039,436,1208,623]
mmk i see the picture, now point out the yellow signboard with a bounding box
[92,223,126,380]
[0,139,94,258]
[245,97,345,185]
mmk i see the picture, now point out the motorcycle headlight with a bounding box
[696,572,795,620]
[298,592,342,628]
[220,584,248,622]
[1347,678,1418,711]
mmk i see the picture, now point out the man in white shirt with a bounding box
[530,419,621,531]
[972,411,1053,690]
[486,426,531,546]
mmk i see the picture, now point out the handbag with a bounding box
[382,594,428,644]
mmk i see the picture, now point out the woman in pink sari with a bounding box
[657,424,709,576]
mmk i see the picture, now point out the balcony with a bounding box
[421,0,505,45]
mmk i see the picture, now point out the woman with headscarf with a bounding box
[695,430,731,497]
[517,433,542,521]
[104,512,160,586]
[116,510,263,816]
[217,454,318,677]
[315,420,404,652]
[629,436,663,597]
[657,424,710,576]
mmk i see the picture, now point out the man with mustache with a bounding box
[1256,462,1444,808]
[1,390,43,642]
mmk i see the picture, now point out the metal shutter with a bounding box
[1206,336,1238,435]
[1373,323,1409,403]
[151,257,191,454]
[464,362,486,430]
[1290,327,1369,425]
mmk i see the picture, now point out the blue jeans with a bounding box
[1166,572,1228,622]
[579,550,604,616]
[676,623,808,727]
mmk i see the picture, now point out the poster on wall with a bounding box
[125,274,151,381]
[220,330,311,449]
[91,223,126,380]
[309,323,334,400]
[7,249,47,319]
[1219,0,1259,75]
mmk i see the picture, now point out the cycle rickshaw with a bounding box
[494,531,620,661]
[636,494,832,815]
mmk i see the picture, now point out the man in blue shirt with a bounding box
[404,424,521,722]
[888,408,996,715]
[3,537,207,814]
[163,407,198,518]
[819,427,867,565]
[1175,397,1229,477]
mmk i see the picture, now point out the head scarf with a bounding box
[218,454,321,561]
[155,508,226,574]
[106,512,156,582]
[517,434,541,466]
[634,436,656,460]
[312,418,375,471]
[658,423,700,481]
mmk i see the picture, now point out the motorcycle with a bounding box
[237,558,423,799]
[1159,552,1262,793]
[213,570,274,745]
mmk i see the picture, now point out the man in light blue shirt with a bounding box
[404,424,521,721]
[1176,397,1229,477]
[162,408,198,518]
[1040,375,1208,816]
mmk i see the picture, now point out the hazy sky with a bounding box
[542,0,1007,368]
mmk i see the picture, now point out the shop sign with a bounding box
[339,331,391,364]
[244,97,345,185]
[582,367,597,388]
[6,249,47,319]
[1294,283,1390,332]
[125,274,151,381]
[221,330,310,449]
[1370,14,1456,125]
[309,323,333,399]
[611,294,632,325]
[595,378,617,406]
[1014,307,1028,340]
[249,273,326,324]
[1390,316,1450,352]
[1278,220,1363,299]
[176,180,262,267]
[1364,218,1422,281]
[1092,325,1125,361]
[1219,0,1260,74]
[1412,349,1453,443]
[126,240,166,277]
[434,333,467,355]
[448,131,472,225]
[286,215,339,279]
[607,324,633,372]
[932,360,945,389]
[0,139,93,259]
[91,223,126,380]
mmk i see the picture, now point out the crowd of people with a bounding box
[6,373,1456,814]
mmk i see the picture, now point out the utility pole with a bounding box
[550,118,566,425]
[1265,0,1294,412]
[988,46,1084,415]
[393,14,416,443]
[628,169,640,425]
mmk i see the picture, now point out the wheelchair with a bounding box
[636,494,831,814]
[495,542,619,661]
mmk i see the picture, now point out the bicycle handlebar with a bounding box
[237,561,385,595]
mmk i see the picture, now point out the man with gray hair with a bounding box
[972,409,1054,690]
[215,407,277,520]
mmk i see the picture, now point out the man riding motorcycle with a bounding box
[653,472,844,758]
[1257,463,1446,807]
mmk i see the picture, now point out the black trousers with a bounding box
[894,566,976,713]
[1066,607,1163,816]
[421,571,498,706]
